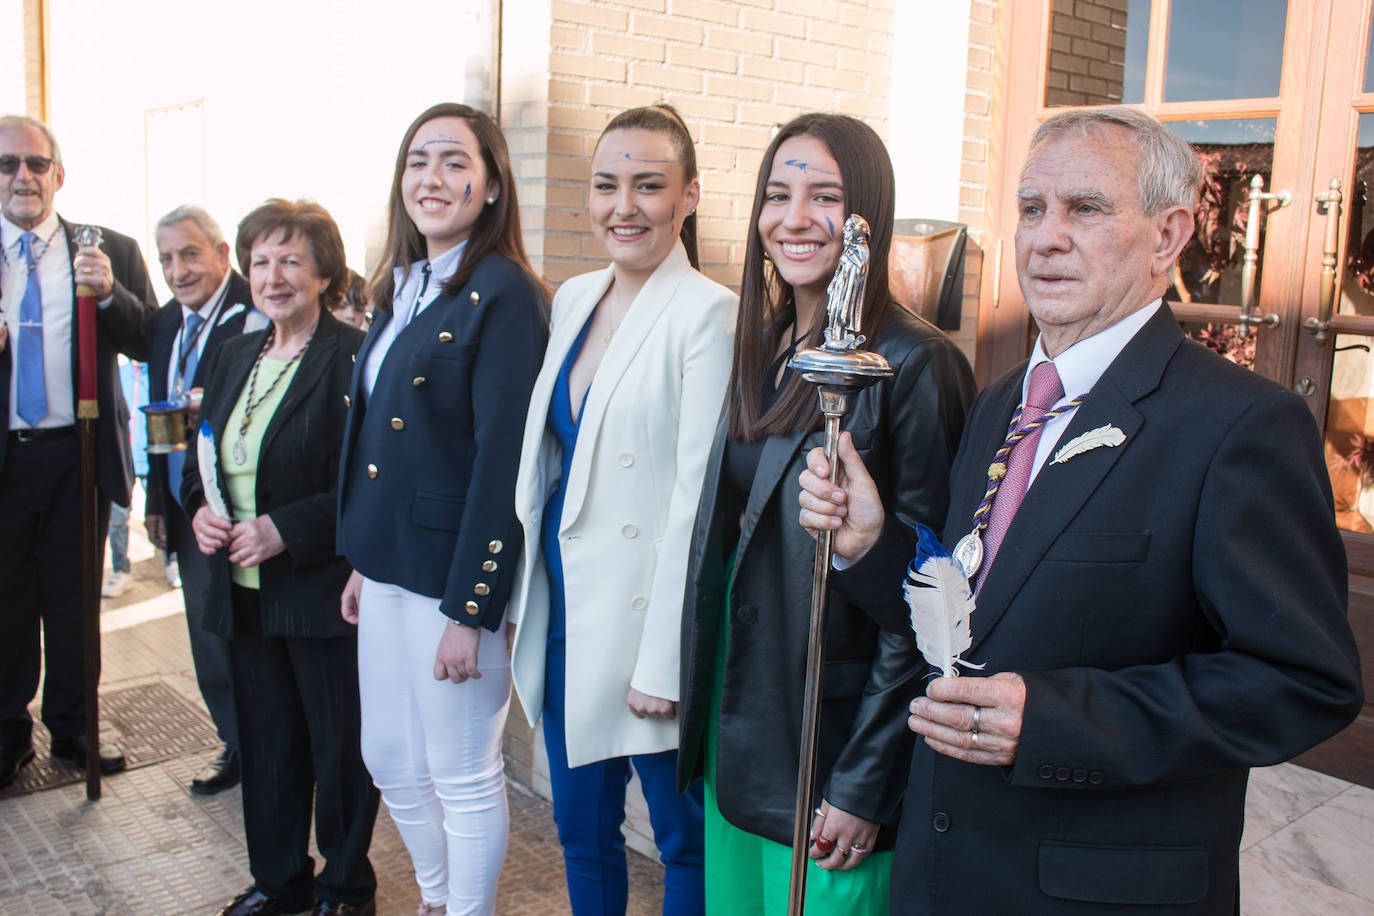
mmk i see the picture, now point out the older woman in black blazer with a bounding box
[183,199,376,916]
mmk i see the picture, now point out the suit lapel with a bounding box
[209,328,264,447]
[736,430,806,564]
[515,270,605,516]
[260,314,339,457]
[560,244,690,531]
[349,307,392,400]
[148,306,181,402]
[968,307,1184,654]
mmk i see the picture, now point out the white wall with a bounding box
[42,0,496,301]
[0,1,26,115]
[888,1,971,223]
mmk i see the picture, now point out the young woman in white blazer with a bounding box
[508,104,737,915]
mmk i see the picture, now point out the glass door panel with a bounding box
[1322,114,1374,533]
[1163,0,1288,101]
[1044,0,1149,107]
[1166,119,1280,369]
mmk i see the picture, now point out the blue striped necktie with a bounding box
[15,231,48,425]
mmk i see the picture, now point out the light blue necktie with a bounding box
[15,231,48,425]
[168,311,205,508]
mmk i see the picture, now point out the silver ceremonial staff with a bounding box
[785,214,892,914]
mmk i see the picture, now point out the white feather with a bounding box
[197,421,232,520]
[1049,423,1125,466]
[903,525,984,677]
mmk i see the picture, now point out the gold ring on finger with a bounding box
[969,730,979,750]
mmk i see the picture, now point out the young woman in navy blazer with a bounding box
[337,103,548,916]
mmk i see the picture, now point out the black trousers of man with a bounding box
[0,432,111,747]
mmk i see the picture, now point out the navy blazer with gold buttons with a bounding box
[338,251,547,630]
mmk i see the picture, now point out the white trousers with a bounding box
[358,578,511,915]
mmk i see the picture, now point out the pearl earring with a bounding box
[486,196,497,205]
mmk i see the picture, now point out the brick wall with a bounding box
[952,0,1002,366]
[504,0,897,292]
[499,0,898,857]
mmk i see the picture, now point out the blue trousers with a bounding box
[543,642,705,916]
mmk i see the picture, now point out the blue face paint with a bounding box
[618,151,675,164]
[419,136,466,150]
[463,182,472,205]
[784,158,837,176]
[825,215,835,238]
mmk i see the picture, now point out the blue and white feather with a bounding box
[197,421,232,521]
[903,524,984,677]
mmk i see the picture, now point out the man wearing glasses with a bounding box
[0,115,158,789]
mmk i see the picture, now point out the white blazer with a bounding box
[508,242,737,767]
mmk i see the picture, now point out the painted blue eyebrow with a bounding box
[415,137,467,152]
[785,159,837,175]
[618,152,675,163]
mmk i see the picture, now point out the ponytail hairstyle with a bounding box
[593,102,701,269]
[727,113,898,441]
[368,102,549,313]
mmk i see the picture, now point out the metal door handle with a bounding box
[1238,175,1289,338]
[1303,178,1344,343]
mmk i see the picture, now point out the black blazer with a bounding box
[678,305,975,848]
[841,306,1364,914]
[183,310,365,640]
[0,219,157,507]
[143,271,254,543]
[338,252,547,631]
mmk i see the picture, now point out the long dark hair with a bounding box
[368,102,549,312]
[727,113,897,441]
[594,103,701,269]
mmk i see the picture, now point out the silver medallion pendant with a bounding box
[232,436,248,466]
[952,530,984,579]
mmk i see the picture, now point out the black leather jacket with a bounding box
[678,304,975,847]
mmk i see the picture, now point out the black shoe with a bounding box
[0,742,35,789]
[312,901,375,916]
[217,886,312,916]
[191,745,240,795]
[49,735,126,774]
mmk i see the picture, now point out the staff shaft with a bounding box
[787,405,845,916]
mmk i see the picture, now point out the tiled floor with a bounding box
[0,533,663,915]
[2,520,1371,914]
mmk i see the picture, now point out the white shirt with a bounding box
[362,241,467,399]
[1022,299,1161,485]
[3,211,75,428]
[164,270,234,398]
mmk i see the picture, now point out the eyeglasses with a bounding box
[0,155,56,176]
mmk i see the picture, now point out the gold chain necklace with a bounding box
[601,283,634,348]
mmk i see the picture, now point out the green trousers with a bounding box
[703,560,891,915]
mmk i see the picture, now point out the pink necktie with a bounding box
[976,361,1064,592]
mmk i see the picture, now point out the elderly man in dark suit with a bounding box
[145,205,258,794]
[799,106,1364,914]
[0,114,158,788]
